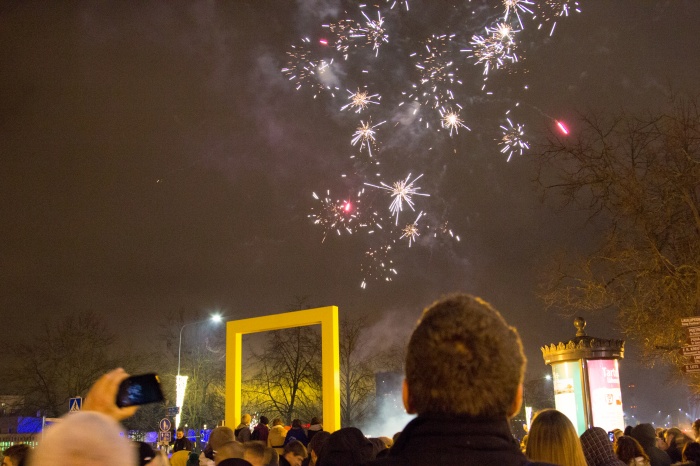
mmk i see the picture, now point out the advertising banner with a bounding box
[552,361,587,435]
[587,359,624,432]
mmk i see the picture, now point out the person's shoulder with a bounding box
[217,459,252,466]
[366,458,556,466]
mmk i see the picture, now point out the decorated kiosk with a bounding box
[541,317,625,435]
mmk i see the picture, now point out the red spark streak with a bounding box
[555,120,569,135]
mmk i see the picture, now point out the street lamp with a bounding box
[175,313,224,429]
[178,313,223,377]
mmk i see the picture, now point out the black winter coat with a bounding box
[364,414,557,466]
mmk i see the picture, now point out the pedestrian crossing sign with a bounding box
[69,397,82,412]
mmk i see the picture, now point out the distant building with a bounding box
[0,395,42,434]
[0,396,40,450]
[623,383,638,424]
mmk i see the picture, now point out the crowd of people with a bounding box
[4,293,700,466]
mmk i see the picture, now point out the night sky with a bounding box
[2,0,699,422]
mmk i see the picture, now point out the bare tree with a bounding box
[535,95,700,389]
[242,326,322,424]
[339,315,376,427]
[5,312,143,417]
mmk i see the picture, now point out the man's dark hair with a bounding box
[244,441,266,461]
[284,440,307,458]
[405,293,526,417]
[683,442,700,463]
[3,444,30,465]
[259,416,269,425]
[308,430,330,455]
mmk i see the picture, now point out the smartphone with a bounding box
[116,373,165,408]
[608,431,615,442]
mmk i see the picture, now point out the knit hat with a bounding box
[30,411,136,466]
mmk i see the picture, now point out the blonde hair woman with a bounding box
[526,409,588,466]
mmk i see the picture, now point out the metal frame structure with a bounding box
[225,306,341,431]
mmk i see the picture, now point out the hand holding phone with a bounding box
[116,373,165,408]
[83,368,139,421]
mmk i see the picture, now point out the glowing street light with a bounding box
[176,313,224,429]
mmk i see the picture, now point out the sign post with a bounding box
[681,317,700,374]
[159,418,173,446]
[68,397,82,413]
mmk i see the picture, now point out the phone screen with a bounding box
[116,373,165,408]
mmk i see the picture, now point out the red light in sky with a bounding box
[555,120,569,135]
[319,39,328,46]
[343,201,352,213]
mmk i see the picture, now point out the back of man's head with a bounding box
[242,441,266,466]
[215,441,246,466]
[209,426,236,451]
[404,293,526,417]
[3,444,30,466]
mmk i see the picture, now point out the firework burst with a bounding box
[309,191,359,241]
[365,173,430,225]
[360,243,397,288]
[341,88,380,113]
[323,19,360,57]
[427,220,461,242]
[503,0,535,29]
[281,39,335,93]
[535,0,581,36]
[281,0,583,289]
[463,22,519,77]
[400,211,423,247]
[499,117,529,161]
[351,119,386,157]
[358,11,389,56]
[407,34,462,109]
[439,107,470,136]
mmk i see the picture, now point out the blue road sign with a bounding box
[159,431,172,444]
[68,397,82,412]
[167,406,180,417]
[159,418,172,432]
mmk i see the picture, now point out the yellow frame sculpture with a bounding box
[225,306,341,432]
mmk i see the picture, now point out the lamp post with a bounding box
[178,314,223,377]
[175,313,224,429]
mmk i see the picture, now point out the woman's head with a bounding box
[693,419,700,439]
[665,427,690,448]
[525,409,587,466]
[614,435,648,464]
